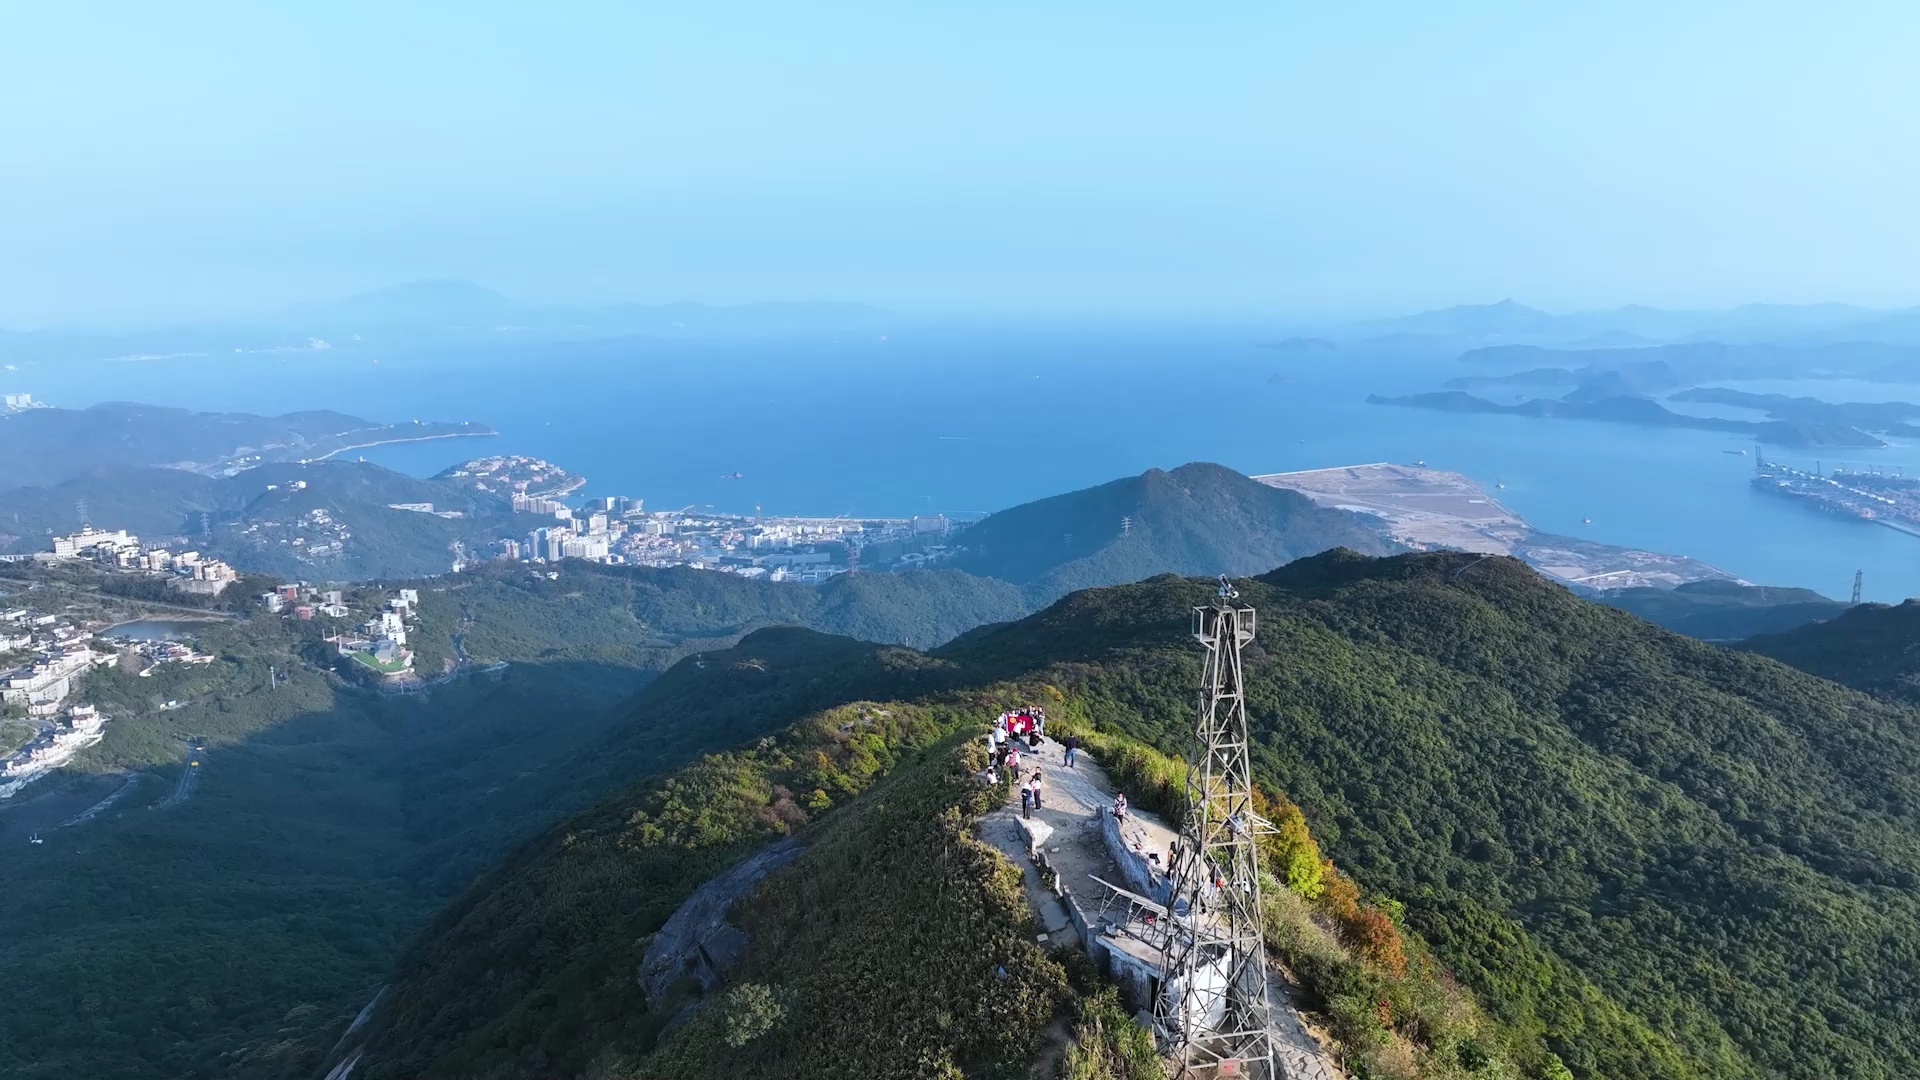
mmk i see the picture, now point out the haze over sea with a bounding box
[20,322,1920,602]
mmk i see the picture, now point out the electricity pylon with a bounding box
[1155,575,1279,1080]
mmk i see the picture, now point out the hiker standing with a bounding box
[1030,771,1044,810]
[1020,780,1034,819]
[1063,734,1080,767]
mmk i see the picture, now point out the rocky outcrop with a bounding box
[1100,806,1172,906]
[638,838,806,1008]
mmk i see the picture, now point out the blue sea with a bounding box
[16,323,1920,602]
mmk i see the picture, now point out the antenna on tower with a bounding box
[1852,570,1864,605]
[1153,574,1279,1080]
[75,499,90,529]
[1121,515,1134,537]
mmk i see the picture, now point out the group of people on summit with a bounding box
[985,707,1050,816]
[983,706,1118,822]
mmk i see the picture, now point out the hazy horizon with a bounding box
[7,2,1920,325]
[12,278,1920,339]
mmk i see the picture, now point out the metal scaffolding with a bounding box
[1154,575,1280,1080]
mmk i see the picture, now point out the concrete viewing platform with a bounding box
[975,729,1342,1080]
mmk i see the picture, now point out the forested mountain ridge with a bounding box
[1743,599,1920,703]
[480,559,1031,654]
[345,550,1920,1080]
[0,557,1023,1080]
[1595,578,1848,640]
[950,461,1397,603]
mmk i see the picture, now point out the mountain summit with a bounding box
[338,551,1920,1080]
[949,461,1396,602]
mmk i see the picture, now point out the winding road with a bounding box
[168,739,206,805]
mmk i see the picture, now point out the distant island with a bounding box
[1368,389,1887,448]
[1455,339,1920,384]
[0,401,495,491]
[1667,387,1920,435]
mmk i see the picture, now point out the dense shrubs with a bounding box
[355,551,1920,1080]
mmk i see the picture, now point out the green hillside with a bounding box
[442,559,1028,657]
[950,461,1397,602]
[0,464,220,549]
[1594,578,1848,640]
[351,552,1920,1080]
[1743,600,1920,702]
[0,556,1018,1080]
[352,694,1047,1080]
[951,554,1920,1079]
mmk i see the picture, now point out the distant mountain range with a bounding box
[0,281,893,365]
[16,287,1920,369]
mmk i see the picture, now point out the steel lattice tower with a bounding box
[1154,576,1280,1080]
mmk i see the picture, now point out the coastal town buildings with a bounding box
[39,527,239,595]
[323,588,418,678]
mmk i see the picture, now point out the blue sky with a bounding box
[2,1,1915,324]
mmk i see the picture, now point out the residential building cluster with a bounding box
[482,498,962,583]
[0,605,115,794]
[128,638,216,675]
[2,392,48,412]
[256,583,354,621]
[388,502,467,519]
[226,506,351,566]
[511,493,572,516]
[0,612,100,716]
[442,455,587,501]
[321,588,420,677]
[39,526,238,594]
[2,702,107,793]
